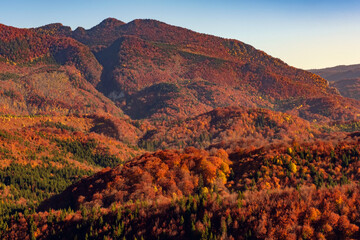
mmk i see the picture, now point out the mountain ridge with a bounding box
[309,63,360,100]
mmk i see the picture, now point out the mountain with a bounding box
[34,18,360,121]
[1,19,359,121]
[2,18,360,239]
[310,64,360,100]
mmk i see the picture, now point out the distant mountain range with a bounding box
[310,64,360,100]
[310,64,360,82]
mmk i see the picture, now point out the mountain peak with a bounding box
[40,23,66,28]
[35,23,72,36]
[94,17,125,29]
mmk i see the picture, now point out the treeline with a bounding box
[3,134,359,239]
[4,183,360,239]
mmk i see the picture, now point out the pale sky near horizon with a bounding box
[1,0,360,69]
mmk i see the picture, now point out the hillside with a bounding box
[0,63,124,116]
[3,105,358,239]
[0,24,122,116]
[0,24,102,85]
[0,114,145,229]
[5,133,360,239]
[138,106,320,151]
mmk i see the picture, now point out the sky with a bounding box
[1,0,360,69]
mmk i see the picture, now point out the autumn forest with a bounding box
[1,18,360,239]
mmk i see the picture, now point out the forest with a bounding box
[1,18,360,239]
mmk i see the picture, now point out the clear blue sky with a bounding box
[1,0,360,69]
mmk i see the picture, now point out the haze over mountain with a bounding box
[310,64,360,100]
